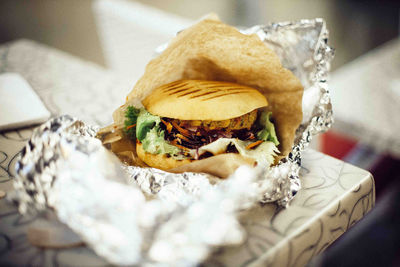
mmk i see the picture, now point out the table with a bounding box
[0,40,375,266]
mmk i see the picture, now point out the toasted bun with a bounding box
[142,80,268,120]
[170,153,256,179]
[125,18,303,158]
[136,142,192,170]
[137,142,255,178]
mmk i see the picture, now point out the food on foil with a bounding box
[99,16,304,178]
[135,80,279,169]
[13,17,333,266]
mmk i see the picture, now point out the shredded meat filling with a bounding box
[160,110,258,149]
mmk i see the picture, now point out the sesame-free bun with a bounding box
[142,80,268,121]
[137,142,255,178]
[136,142,192,170]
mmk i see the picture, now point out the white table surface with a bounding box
[0,39,375,266]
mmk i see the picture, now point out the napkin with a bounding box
[0,73,51,131]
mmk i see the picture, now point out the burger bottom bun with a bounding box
[136,143,192,170]
[170,153,256,179]
[137,143,256,178]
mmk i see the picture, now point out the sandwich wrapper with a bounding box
[10,18,334,265]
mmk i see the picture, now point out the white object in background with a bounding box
[389,79,400,104]
[93,0,192,82]
[330,38,400,158]
[0,73,50,131]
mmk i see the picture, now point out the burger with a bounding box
[124,79,280,171]
[100,16,303,178]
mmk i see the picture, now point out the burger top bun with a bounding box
[142,80,268,121]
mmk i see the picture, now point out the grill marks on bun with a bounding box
[189,87,252,101]
[201,90,250,101]
[143,80,268,121]
[162,80,258,101]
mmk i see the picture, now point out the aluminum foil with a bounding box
[12,19,334,266]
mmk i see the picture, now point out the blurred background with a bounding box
[0,1,399,265]
[1,0,398,70]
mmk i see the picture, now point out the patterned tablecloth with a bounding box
[0,40,375,266]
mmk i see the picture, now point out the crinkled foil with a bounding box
[12,19,334,266]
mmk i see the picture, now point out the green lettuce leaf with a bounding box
[124,106,141,139]
[256,111,280,146]
[124,106,184,158]
[141,127,181,156]
[136,109,161,141]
